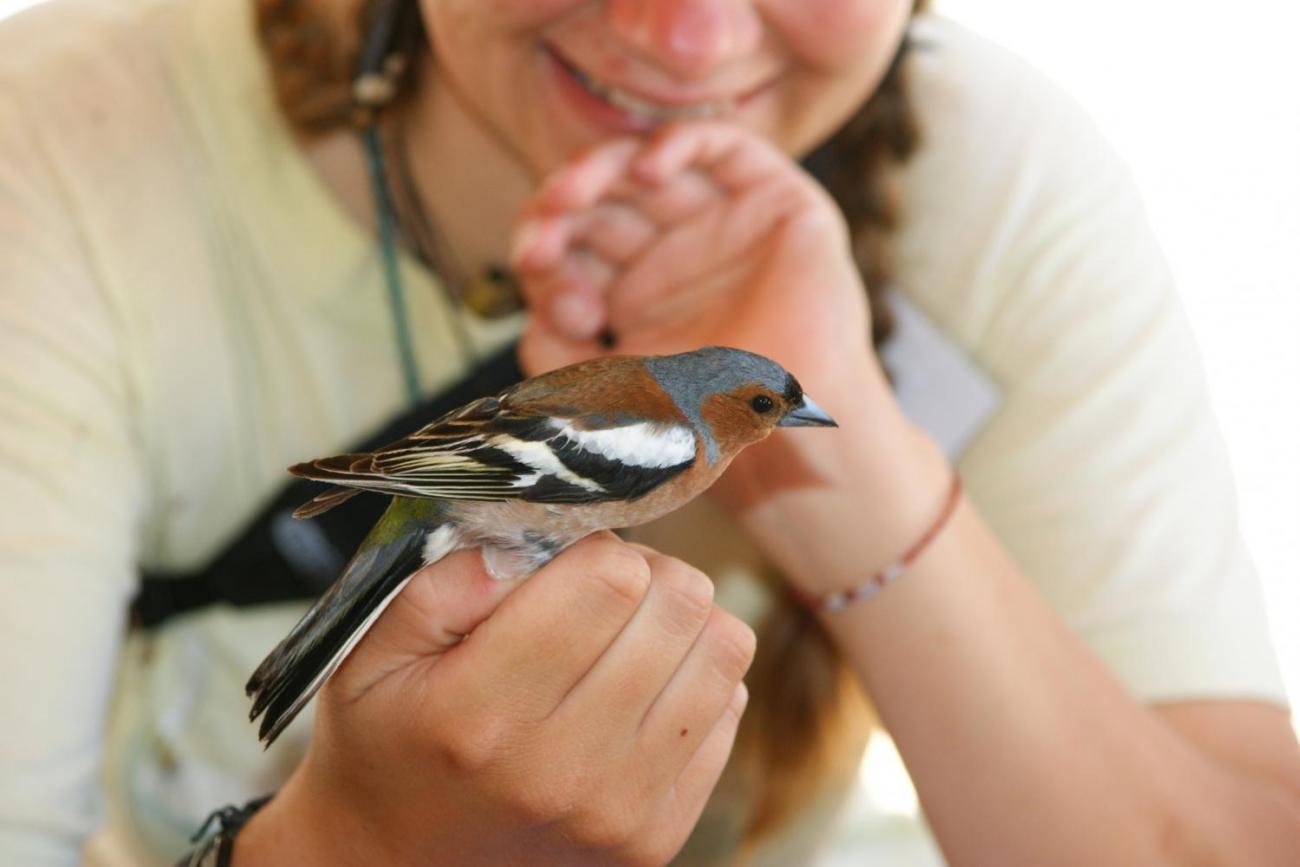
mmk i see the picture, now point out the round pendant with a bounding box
[462,265,524,319]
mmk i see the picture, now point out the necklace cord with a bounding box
[362,123,423,406]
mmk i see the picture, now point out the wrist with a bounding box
[728,401,954,598]
[231,775,315,867]
[233,763,393,867]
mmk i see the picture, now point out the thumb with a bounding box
[335,548,521,693]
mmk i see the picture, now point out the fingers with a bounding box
[598,681,749,867]
[635,604,755,775]
[573,202,659,264]
[546,545,755,825]
[529,246,614,340]
[607,179,807,331]
[514,165,721,341]
[516,172,721,342]
[513,122,822,343]
[533,137,643,213]
[633,121,791,192]
[552,549,715,733]
[651,681,749,841]
[439,533,653,721]
[335,548,515,696]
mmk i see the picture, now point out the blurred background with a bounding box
[4,0,1297,828]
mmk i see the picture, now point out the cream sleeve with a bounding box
[897,16,1288,708]
[0,91,147,865]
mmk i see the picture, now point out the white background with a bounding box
[4,0,1298,814]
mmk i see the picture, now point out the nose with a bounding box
[606,0,763,78]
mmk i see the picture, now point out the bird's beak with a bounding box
[779,395,838,428]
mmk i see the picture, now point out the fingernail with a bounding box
[552,293,601,340]
[631,153,662,183]
[509,219,541,268]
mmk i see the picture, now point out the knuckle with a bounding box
[627,836,681,867]
[652,558,714,631]
[705,610,757,683]
[564,800,640,852]
[730,681,751,717]
[433,710,513,775]
[474,737,594,824]
[511,768,584,824]
[584,540,652,610]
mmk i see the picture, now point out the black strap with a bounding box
[131,343,524,629]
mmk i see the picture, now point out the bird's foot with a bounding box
[480,546,541,581]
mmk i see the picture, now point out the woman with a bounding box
[0,0,1296,864]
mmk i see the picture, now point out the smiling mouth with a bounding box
[549,48,743,123]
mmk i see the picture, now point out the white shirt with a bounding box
[0,1,1286,864]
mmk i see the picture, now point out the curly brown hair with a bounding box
[254,0,926,854]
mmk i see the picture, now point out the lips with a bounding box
[545,46,771,128]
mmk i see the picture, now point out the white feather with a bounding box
[422,523,461,563]
[555,420,696,468]
[492,437,604,491]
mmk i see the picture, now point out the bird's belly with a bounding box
[447,471,720,579]
[452,499,620,558]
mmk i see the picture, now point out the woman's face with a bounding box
[420,0,912,176]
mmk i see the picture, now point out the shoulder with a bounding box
[0,0,197,208]
[0,0,264,193]
[901,14,1118,185]
[892,15,1160,373]
[0,0,174,98]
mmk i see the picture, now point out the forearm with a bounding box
[735,396,1300,865]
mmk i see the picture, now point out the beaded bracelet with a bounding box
[794,470,963,612]
[175,794,274,867]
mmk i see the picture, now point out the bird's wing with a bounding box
[290,395,699,504]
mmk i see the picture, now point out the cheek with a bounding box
[763,0,911,71]
[756,0,912,153]
[423,0,587,32]
[700,397,769,448]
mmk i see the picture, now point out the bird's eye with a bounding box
[750,395,775,414]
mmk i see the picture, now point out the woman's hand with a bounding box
[236,534,754,867]
[511,122,879,395]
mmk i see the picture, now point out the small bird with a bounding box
[246,346,836,745]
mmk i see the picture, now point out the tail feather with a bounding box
[288,458,395,517]
[292,486,361,519]
[246,497,445,746]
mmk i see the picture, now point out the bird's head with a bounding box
[643,347,836,464]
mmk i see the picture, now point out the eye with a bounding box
[750,394,775,414]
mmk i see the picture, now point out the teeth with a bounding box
[570,65,733,122]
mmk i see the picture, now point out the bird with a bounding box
[245,345,836,745]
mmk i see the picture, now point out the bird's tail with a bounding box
[246,496,447,746]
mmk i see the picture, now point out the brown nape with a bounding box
[253,0,927,853]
